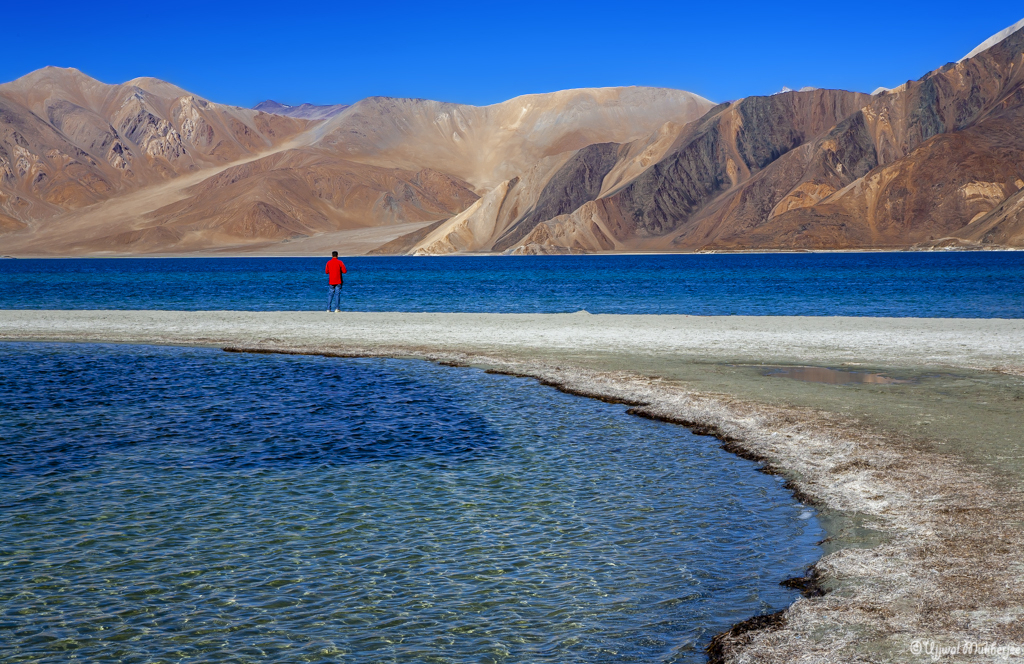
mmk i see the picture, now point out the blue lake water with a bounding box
[1,252,1022,317]
[0,343,823,663]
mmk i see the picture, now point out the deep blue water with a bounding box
[0,343,822,663]
[1,252,1021,317]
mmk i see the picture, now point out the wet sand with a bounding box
[1,310,1023,662]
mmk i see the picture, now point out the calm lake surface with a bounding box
[0,343,823,663]
[1,252,1022,317]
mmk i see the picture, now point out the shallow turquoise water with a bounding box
[0,344,822,662]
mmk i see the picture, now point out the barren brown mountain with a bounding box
[393,20,1024,255]
[0,67,310,225]
[314,88,715,191]
[395,90,874,254]
[120,150,479,253]
[0,81,713,255]
[720,26,1024,250]
[2,20,1023,256]
[253,100,350,121]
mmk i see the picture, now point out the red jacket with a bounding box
[326,257,347,285]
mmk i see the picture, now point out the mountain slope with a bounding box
[400,20,1024,255]
[401,89,873,254]
[118,149,478,252]
[5,19,1024,257]
[314,87,716,191]
[731,25,1024,249]
[962,17,1024,61]
[955,186,1024,245]
[2,78,711,254]
[254,100,350,120]
[0,67,312,229]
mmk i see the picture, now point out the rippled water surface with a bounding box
[0,343,822,662]
[2,252,1022,317]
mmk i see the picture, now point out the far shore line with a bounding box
[1,310,1022,663]
[2,246,1021,259]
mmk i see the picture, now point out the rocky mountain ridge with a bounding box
[394,19,1024,254]
[0,67,311,234]
[253,100,350,120]
[0,83,714,254]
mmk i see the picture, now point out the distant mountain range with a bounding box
[253,100,349,121]
[1,19,1023,255]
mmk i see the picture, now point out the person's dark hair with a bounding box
[332,251,338,257]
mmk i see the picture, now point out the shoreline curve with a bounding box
[1,310,1022,662]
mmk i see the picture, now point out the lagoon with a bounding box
[0,343,822,662]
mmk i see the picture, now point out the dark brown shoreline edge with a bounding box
[222,344,1024,663]
[705,611,787,664]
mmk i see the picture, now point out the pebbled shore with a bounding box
[1,310,1023,662]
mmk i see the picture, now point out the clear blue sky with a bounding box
[3,1,1021,108]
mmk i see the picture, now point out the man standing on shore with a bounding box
[325,251,347,312]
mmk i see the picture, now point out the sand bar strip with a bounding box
[2,310,1023,662]
[0,310,1020,370]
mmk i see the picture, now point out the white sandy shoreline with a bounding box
[1,310,1023,663]
[1,310,1021,373]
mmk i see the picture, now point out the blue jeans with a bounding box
[327,282,344,310]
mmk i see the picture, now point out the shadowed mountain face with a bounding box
[742,30,1024,250]
[602,89,876,240]
[491,143,622,252]
[400,91,873,254]
[3,20,1024,256]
